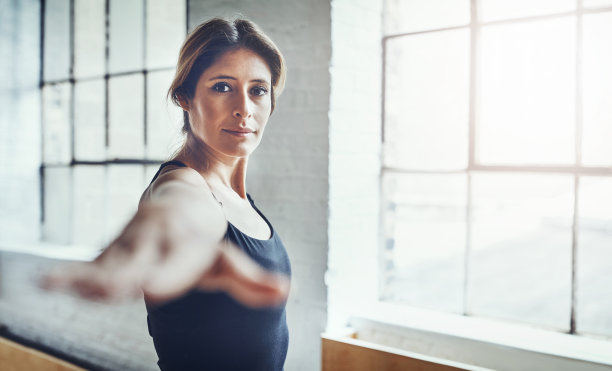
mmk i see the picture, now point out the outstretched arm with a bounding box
[42,167,289,308]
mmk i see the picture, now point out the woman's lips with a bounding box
[222,129,255,137]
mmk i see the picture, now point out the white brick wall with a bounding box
[328,0,383,332]
[0,0,41,245]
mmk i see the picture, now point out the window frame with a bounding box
[39,0,187,244]
[381,0,612,337]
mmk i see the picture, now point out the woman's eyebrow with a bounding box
[208,75,270,84]
[209,75,237,81]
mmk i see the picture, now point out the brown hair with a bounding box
[169,18,287,134]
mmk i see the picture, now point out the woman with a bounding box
[45,18,292,370]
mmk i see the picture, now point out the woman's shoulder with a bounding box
[153,163,206,188]
[140,161,217,206]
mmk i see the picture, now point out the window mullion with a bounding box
[465,0,480,316]
[39,0,46,227]
[104,0,110,149]
[69,0,75,164]
[570,0,585,336]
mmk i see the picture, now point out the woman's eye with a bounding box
[251,86,268,96]
[212,82,231,93]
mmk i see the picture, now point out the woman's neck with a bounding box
[174,137,249,198]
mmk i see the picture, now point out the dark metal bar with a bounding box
[381,37,386,145]
[569,0,585,337]
[468,2,478,170]
[41,67,174,86]
[69,0,75,163]
[142,0,147,67]
[384,6,612,42]
[143,0,148,150]
[39,0,45,85]
[143,71,148,148]
[570,175,580,334]
[379,3,388,301]
[465,171,472,316]
[104,77,109,148]
[464,0,479,317]
[384,165,612,176]
[42,159,163,167]
[104,0,110,148]
[39,0,46,224]
[383,24,470,41]
[582,4,612,13]
[186,0,190,34]
[69,0,75,77]
[384,6,612,41]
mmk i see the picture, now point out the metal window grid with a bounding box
[381,0,612,335]
[38,0,188,223]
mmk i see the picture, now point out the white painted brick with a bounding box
[146,70,183,160]
[255,131,329,156]
[74,79,106,161]
[72,166,108,247]
[289,260,328,306]
[43,167,72,244]
[0,0,41,246]
[105,165,145,240]
[42,83,71,165]
[328,0,383,333]
[285,302,327,371]
[107,74,145,159]
[250,155,327,182]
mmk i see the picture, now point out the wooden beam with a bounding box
[322,334,490,371]
[0,337,86,371]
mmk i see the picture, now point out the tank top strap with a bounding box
[149,160,187,185]
[246,193,257,209]
[245,193,274,236]
[197,175,226,222]
[203,181,224,208]
[148,160,227,224]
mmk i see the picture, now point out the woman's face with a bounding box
[185,48,273,160]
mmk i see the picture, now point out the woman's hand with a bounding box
[41,174,289,308]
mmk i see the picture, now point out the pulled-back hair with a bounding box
[168,18,287,134]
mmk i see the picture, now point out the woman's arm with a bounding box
[42,167,289,308]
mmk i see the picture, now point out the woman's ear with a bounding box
[177,95,190,111]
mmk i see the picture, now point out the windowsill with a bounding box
[0,247,157,370]
[0,242,101,262]
[321,331,494,371]
[349,302,612,370]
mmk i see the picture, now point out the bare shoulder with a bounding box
[139,164,227,242]
[153,165,208,189]
[140,164,215,205]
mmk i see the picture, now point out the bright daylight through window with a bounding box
[382,0,612,340]
[41,0,185,248]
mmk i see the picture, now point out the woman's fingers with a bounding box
[198,245,290,308]
[40,262,136,301]
[40,219,162,301]
[41,260,145,301]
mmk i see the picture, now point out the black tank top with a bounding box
[144,161,291,371]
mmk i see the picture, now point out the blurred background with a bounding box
[1,0,611,370]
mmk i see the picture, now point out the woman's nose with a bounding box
[233,91,252,119]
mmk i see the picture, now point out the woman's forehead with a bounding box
[202,48,272,83]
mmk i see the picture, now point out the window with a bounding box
[382,0,612,339]
[41,0,185,247]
